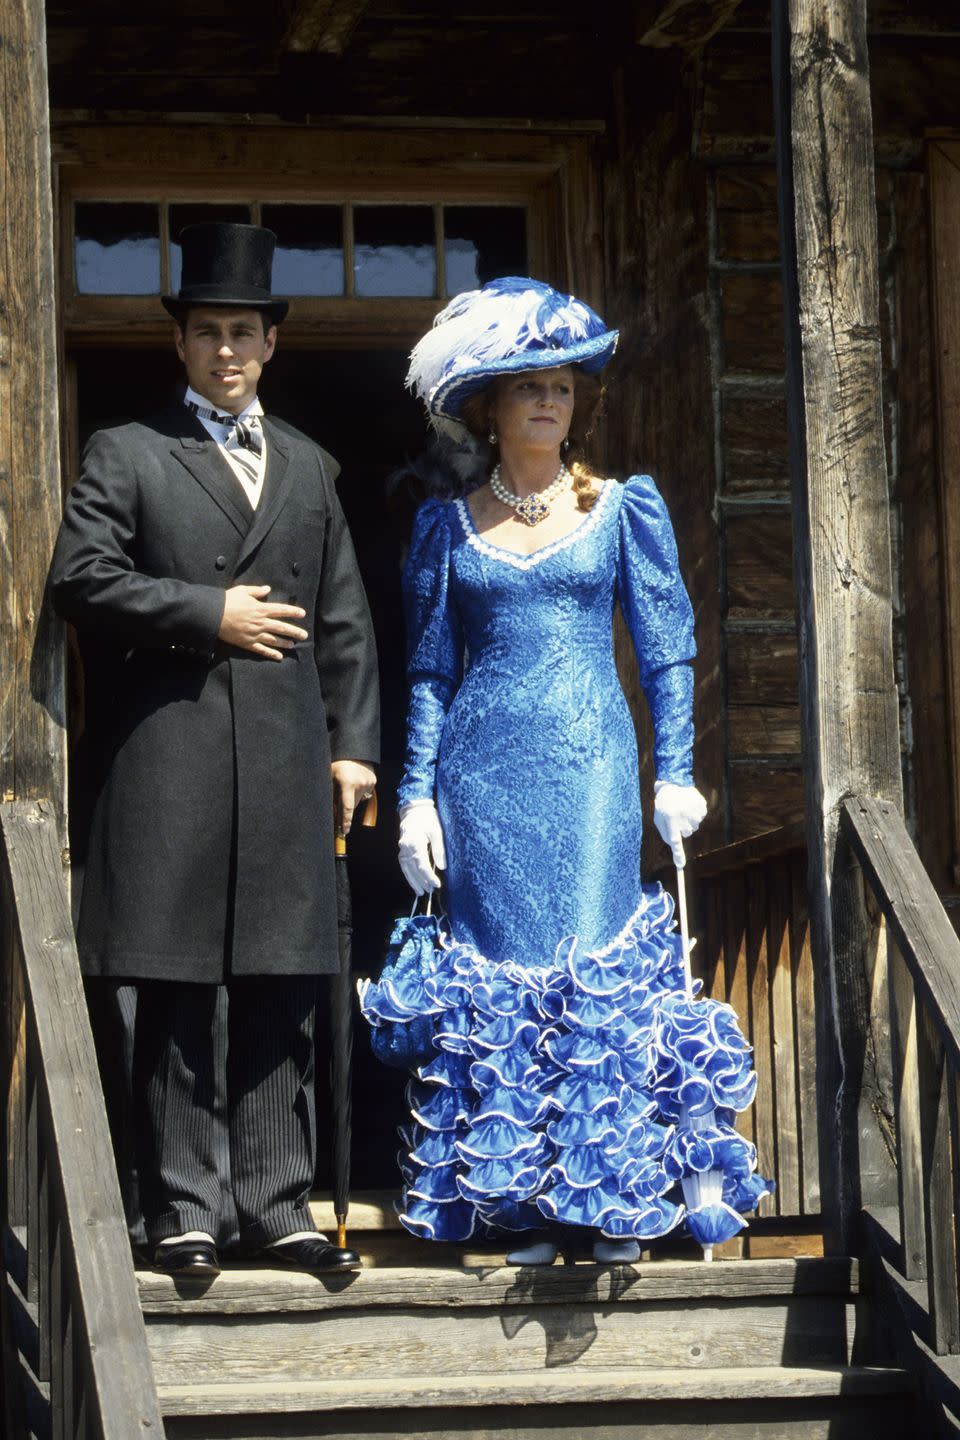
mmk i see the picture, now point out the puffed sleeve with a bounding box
[615,474,697,786]
[397,500,464,807]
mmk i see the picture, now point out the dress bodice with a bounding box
[449,486,623,681]
[398,474,697,813]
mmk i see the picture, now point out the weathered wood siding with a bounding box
[45,0,611,119]
[613,2,960,857]
[678,2,960,871]
[603,49,725,865]
[709,160,801,838]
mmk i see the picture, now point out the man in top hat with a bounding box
[51,223,379,1276]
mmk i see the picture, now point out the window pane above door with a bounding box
[444,206,527,294]
[169,204,253,292]
[262,204,344,296]
[75,203,161,295]
[67,189,532,313]
[354,206,436,298]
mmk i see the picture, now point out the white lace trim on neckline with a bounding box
[454,479,615,570]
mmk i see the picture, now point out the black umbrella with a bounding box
[329,791,377,1247]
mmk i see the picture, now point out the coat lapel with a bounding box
[170,411,254,537]
[237,422,294,565]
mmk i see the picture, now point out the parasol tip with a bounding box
[337,1220,347,1248]
[702,1245,714,1263]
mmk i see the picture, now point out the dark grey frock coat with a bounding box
[50,405,380,982]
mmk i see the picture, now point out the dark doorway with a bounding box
[71,343,431,1190]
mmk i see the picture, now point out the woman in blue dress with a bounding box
[362,278,769,1264]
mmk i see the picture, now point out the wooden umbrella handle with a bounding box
[335,788,378,857]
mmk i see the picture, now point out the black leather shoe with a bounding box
[153,1238,220,1277]
[260,1237,361,1273]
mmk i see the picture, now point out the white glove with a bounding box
[653,781,708,868]
[398,800,446,896]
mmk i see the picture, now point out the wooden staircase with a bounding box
[139,1196,915,1439]
[9,802,958,1437]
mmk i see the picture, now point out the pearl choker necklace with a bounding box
[489,463,571,526]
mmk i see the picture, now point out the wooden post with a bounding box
[0,0,66,1312]
[0,0,66,820]
[772,0,901,1251]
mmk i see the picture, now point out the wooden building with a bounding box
[3,0,960,1434]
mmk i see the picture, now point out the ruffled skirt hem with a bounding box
[360,885,772,1246]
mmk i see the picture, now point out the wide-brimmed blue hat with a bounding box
[406,276,618,431]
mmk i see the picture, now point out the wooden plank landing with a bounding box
[139,1255,872,1400]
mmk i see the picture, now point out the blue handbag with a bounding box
[359,903,444,1071]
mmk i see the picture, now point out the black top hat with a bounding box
[162,222,289,324]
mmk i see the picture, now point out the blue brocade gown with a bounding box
[361,475,771,1245]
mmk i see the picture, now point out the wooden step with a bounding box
[157,1363,913,1420]
[158,1364,912,1414]
[140,1257,870,1389]
[138,1255,864,1315]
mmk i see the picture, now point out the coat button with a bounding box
[292,561,302,576]
[215,555,227,570]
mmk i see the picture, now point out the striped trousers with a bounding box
[92,978,318,1250]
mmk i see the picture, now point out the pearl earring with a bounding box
[562,437,570,452]
[488,429,497,445]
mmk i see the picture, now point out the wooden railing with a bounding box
[667,794,960,1420]
[841,793,960,1359]
[682,822,820,1223]
[0,800,163,1438]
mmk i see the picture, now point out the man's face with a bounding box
[175,307,277,415]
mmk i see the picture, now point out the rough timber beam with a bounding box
[281,0,369,55]
[0,0,65,822]
[0,2,66,1398]
[773,0,900,1252]
[635,0,745,49]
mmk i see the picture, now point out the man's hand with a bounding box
[332,760,377,836]
[218,585,308,661]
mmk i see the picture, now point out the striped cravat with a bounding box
[185,399,262,452]
[223,417,263,490]
[232,417,263,457]
[185,398,264,493]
